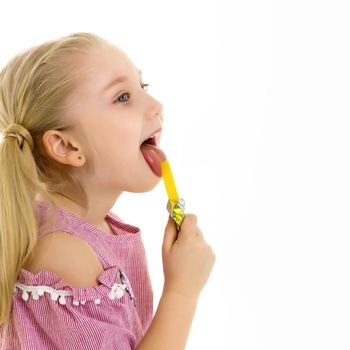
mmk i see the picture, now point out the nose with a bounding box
[146,97,164,123]
[157,113,163,127]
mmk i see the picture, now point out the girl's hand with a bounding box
[162,214,216,300]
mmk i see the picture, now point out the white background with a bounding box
[1,1,349,349]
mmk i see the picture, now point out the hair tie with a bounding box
[3,123,34,151]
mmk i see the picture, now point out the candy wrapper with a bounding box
[160,160,186,232]
[166,198,186,231]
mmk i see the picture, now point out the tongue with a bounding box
[140,143,167,177]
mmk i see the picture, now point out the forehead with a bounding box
[89,45,134,71]
[75,45,139,96]
[88,45,135,74]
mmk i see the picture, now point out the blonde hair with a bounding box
[0,32,110,342]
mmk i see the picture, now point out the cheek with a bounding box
[113,133,139,154]
[102,133,140,164]
[92,114,141,157]
[113,120,141,151]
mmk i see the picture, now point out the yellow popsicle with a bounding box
[160,159,179,202]
[160,159,185,231]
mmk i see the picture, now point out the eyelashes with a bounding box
[113,82,150,104]
[141,82,150,91]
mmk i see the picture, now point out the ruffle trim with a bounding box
[14,265,136,306]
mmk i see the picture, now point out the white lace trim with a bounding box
[14,281,128,306]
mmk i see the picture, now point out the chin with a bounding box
[129,173,162,193]
[144,174,162,192]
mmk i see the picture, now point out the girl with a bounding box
[0,32,215,349]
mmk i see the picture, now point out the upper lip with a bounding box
[140,128,162,146]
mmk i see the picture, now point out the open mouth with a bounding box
[141,136,157,147]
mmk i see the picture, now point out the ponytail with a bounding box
[0,32,107,345]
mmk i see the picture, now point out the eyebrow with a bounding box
[102,69,142,93]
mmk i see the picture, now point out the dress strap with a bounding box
[34,200,111,269]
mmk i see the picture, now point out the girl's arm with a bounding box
[136,214,215,350]
[135,290,198,350]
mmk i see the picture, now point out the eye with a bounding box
[115,92,130,103]
[113,82,150,103]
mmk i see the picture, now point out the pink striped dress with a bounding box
[2,200,154,349]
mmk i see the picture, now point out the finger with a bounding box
[178,214,197,238]
[162,215,178,253]
[196,227,205,241]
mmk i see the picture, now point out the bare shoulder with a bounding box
[23,231,104,288]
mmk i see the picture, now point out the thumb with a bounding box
[162,216,178,253]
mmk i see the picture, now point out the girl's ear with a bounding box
[42,130,85,166]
